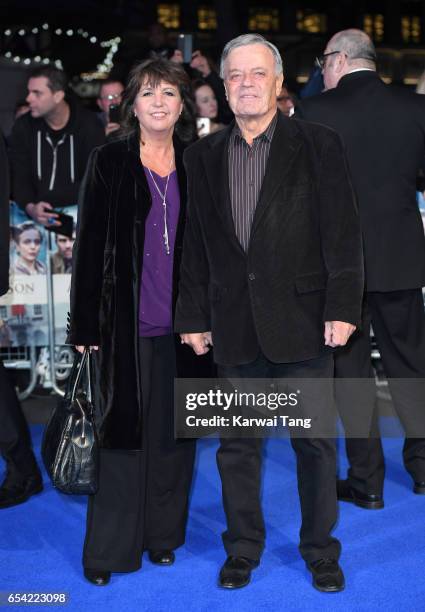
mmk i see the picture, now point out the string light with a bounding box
[0,23,120,77]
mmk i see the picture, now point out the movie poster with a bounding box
[0,202,76,347]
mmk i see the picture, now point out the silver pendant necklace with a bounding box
[147,154,174,255]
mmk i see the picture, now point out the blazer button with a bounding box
[248,273,256,281]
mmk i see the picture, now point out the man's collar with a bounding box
[231,111,278,145]
[347,68,375,75]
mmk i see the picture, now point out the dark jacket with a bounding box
[0,134,9,296]
[9,98,105,210]
[175,111,364,366]
[67,135,190,450]
[296,70,425,292]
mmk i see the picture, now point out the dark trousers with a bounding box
[0,359,38,482]
[217,353,340,563]
[335,289,425,495]
[83,335,196,572]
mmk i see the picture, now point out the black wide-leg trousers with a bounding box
[0,359,38,481]
[335,289,425,495]
[83,335,196,572]
[217,353,341,563]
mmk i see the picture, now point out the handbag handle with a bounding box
[71,348,92,403]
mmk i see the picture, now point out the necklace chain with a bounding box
[146,153,174,255]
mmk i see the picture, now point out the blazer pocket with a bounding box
[295,272,327,294]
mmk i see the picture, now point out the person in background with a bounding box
[296,29,425,509]
[96,79,125,137]
[192,79,225,137]
[12,222,46,276]
[68,58,199,587]
[276,84,296,116]
[0,135,43,509]
[9,65,104,227]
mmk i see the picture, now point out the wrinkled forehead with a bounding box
[225,43,276,73]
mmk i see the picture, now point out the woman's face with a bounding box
[134,79,183,136]
[195,85,218,119]
[16,229,41,263]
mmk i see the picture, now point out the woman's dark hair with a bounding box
[12,222,42,244]
[120,58,197,143]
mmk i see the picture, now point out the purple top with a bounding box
[139,167,180,337]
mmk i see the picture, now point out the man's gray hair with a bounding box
[220,33,283,78]
[329,29,376,66]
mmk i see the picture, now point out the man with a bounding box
[276,84,295,116]
[296,29,425,508]
[9,66,104,226]
[0,135,43,508]
[175,34,364,592]
[50,228,76,274]
[96,79,124,137]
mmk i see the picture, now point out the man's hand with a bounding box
[25,201,60,226]
[324,321,356,347]
[180,331,212,355]
[75,345,99,354]
[105,122,120,136]
[190,50,211,77]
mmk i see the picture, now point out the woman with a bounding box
[68,59,199,586]
[12,222,46,275]
[193,79,225,137]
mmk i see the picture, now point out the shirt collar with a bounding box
[230,111,278,146]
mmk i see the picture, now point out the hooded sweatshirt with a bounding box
[9,98,105,210]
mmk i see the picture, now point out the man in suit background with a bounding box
[296,29,425,508]
[175,34,364,592]
[0,135,43,508]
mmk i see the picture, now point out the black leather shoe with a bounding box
[0,472,43,509]
[413,481,425,494]
[148,550,175,566]
[218,556,259,589]
[84,568,111,586]
[337,479,384,509]
[307,558,345,593]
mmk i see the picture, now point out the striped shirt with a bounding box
[228,112,278,252]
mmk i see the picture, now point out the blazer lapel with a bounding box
[201,126,244,253]
[250,112,302,238]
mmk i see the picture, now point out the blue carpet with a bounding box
[1,424,424,611]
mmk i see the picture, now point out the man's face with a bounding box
[321,38,344,91]
[26,77,62,118]
[224,44,282,121]
[97,82,124,114]
[56,234,75,259]
[276,86,294,116]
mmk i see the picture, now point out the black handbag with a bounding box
[42,348,99,495]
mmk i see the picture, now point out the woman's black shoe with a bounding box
[148,550,175,565]
[84,568,111,586]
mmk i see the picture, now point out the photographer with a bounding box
[96,79,124,137]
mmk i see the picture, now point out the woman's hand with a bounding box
[75,345,99,354]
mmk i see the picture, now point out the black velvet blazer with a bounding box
[68,134,189,449]
[175,111,364,366]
